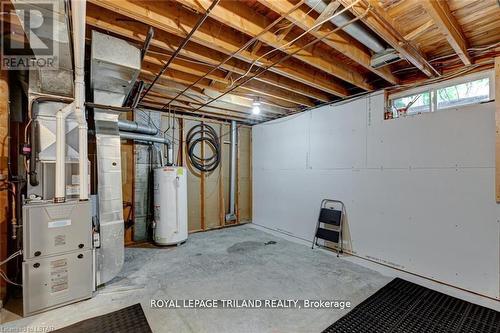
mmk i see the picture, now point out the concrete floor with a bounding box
[1,225,390,332]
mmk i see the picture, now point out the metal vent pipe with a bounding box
[225,120,237,222]
[304,0,385,53]
[118,119,158,135]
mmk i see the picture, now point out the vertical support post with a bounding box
[496,57,500,202]
[226,120,237,222]
[200,121,205,230]
[0,68,8,301]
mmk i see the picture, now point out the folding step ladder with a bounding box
[312,199,345,256]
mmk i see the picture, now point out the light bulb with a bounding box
[252,100,261,115]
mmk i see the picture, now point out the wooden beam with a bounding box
[141,99,268,122]
[314,1,341,28]
[144,76,289,115]
[404,20,434,41]
[421,0,471,65]
[87,1,348,98]
[146,89,286,117]
[495,56,500,202]
[257,0,399,85]
[337,0,438,78]
[143,54,316,107]
[176,0,374,91]
[142,75,290,117]
[140,65,300,110]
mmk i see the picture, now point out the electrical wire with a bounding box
[139,0,221,102]
[191,2,369,115]
[186,123,221,172]
[0,250,22,286]
[229,0,363,89]
[0,250,22,266]
[160,0,309,111]
[0,270,21,286]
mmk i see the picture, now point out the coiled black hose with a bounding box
[186,124,220,172]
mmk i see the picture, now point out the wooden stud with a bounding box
[495,57,500,202]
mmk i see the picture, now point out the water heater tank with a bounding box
[153,167,188,245]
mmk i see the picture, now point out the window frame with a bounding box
[388,70,494,118]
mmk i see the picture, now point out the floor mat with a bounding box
[52,304,152,333]
[322,278,499,333]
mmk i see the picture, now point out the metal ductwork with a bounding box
[119,131,169,145]
[118,120,158,135]
[304,0,400,66]
[119,131,171,166]
[91,30,141,285]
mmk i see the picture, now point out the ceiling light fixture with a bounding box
[252,99,261,115]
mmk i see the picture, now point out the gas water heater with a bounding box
[153,167,188,245]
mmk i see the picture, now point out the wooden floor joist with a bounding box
[86,1,350,98]
[83,0,499,123]
[257,0,399,85]
[176,0,374,91]
[422,0,471,66]
[337,0,438,78]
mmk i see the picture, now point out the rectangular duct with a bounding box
[91,31,141,285]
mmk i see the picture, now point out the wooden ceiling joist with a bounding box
[421,0,471,66]
[140,99,272,123]
[86,6,336,102]
[87,0,350,98]
[404,20,434,41]
[337,0,438,78]
[147,90,286,118]
[176,0,374,91]
[83,0,498,123]
[143,55,316,107]
[139,69,295,116]
[257,0,399,85]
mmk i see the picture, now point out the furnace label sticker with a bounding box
[48,219,71,228]
[54,234,66,246]
[50,259,68,293]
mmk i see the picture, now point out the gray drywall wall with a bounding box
[252,91,500,299]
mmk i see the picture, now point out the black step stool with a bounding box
[312,199,345,256]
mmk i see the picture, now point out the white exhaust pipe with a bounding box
[71,0,88,201]
[54,102,74,202]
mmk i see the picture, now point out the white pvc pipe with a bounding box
[55,103,74,202]
[71,0,88,201]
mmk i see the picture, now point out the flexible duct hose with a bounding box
[186,124,220,172]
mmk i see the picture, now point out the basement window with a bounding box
[391,91,431,117]
[387,71,492,120]
[436,77,490,110]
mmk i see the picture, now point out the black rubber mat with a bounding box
[322,278,499,333]
[53,303,152,333]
